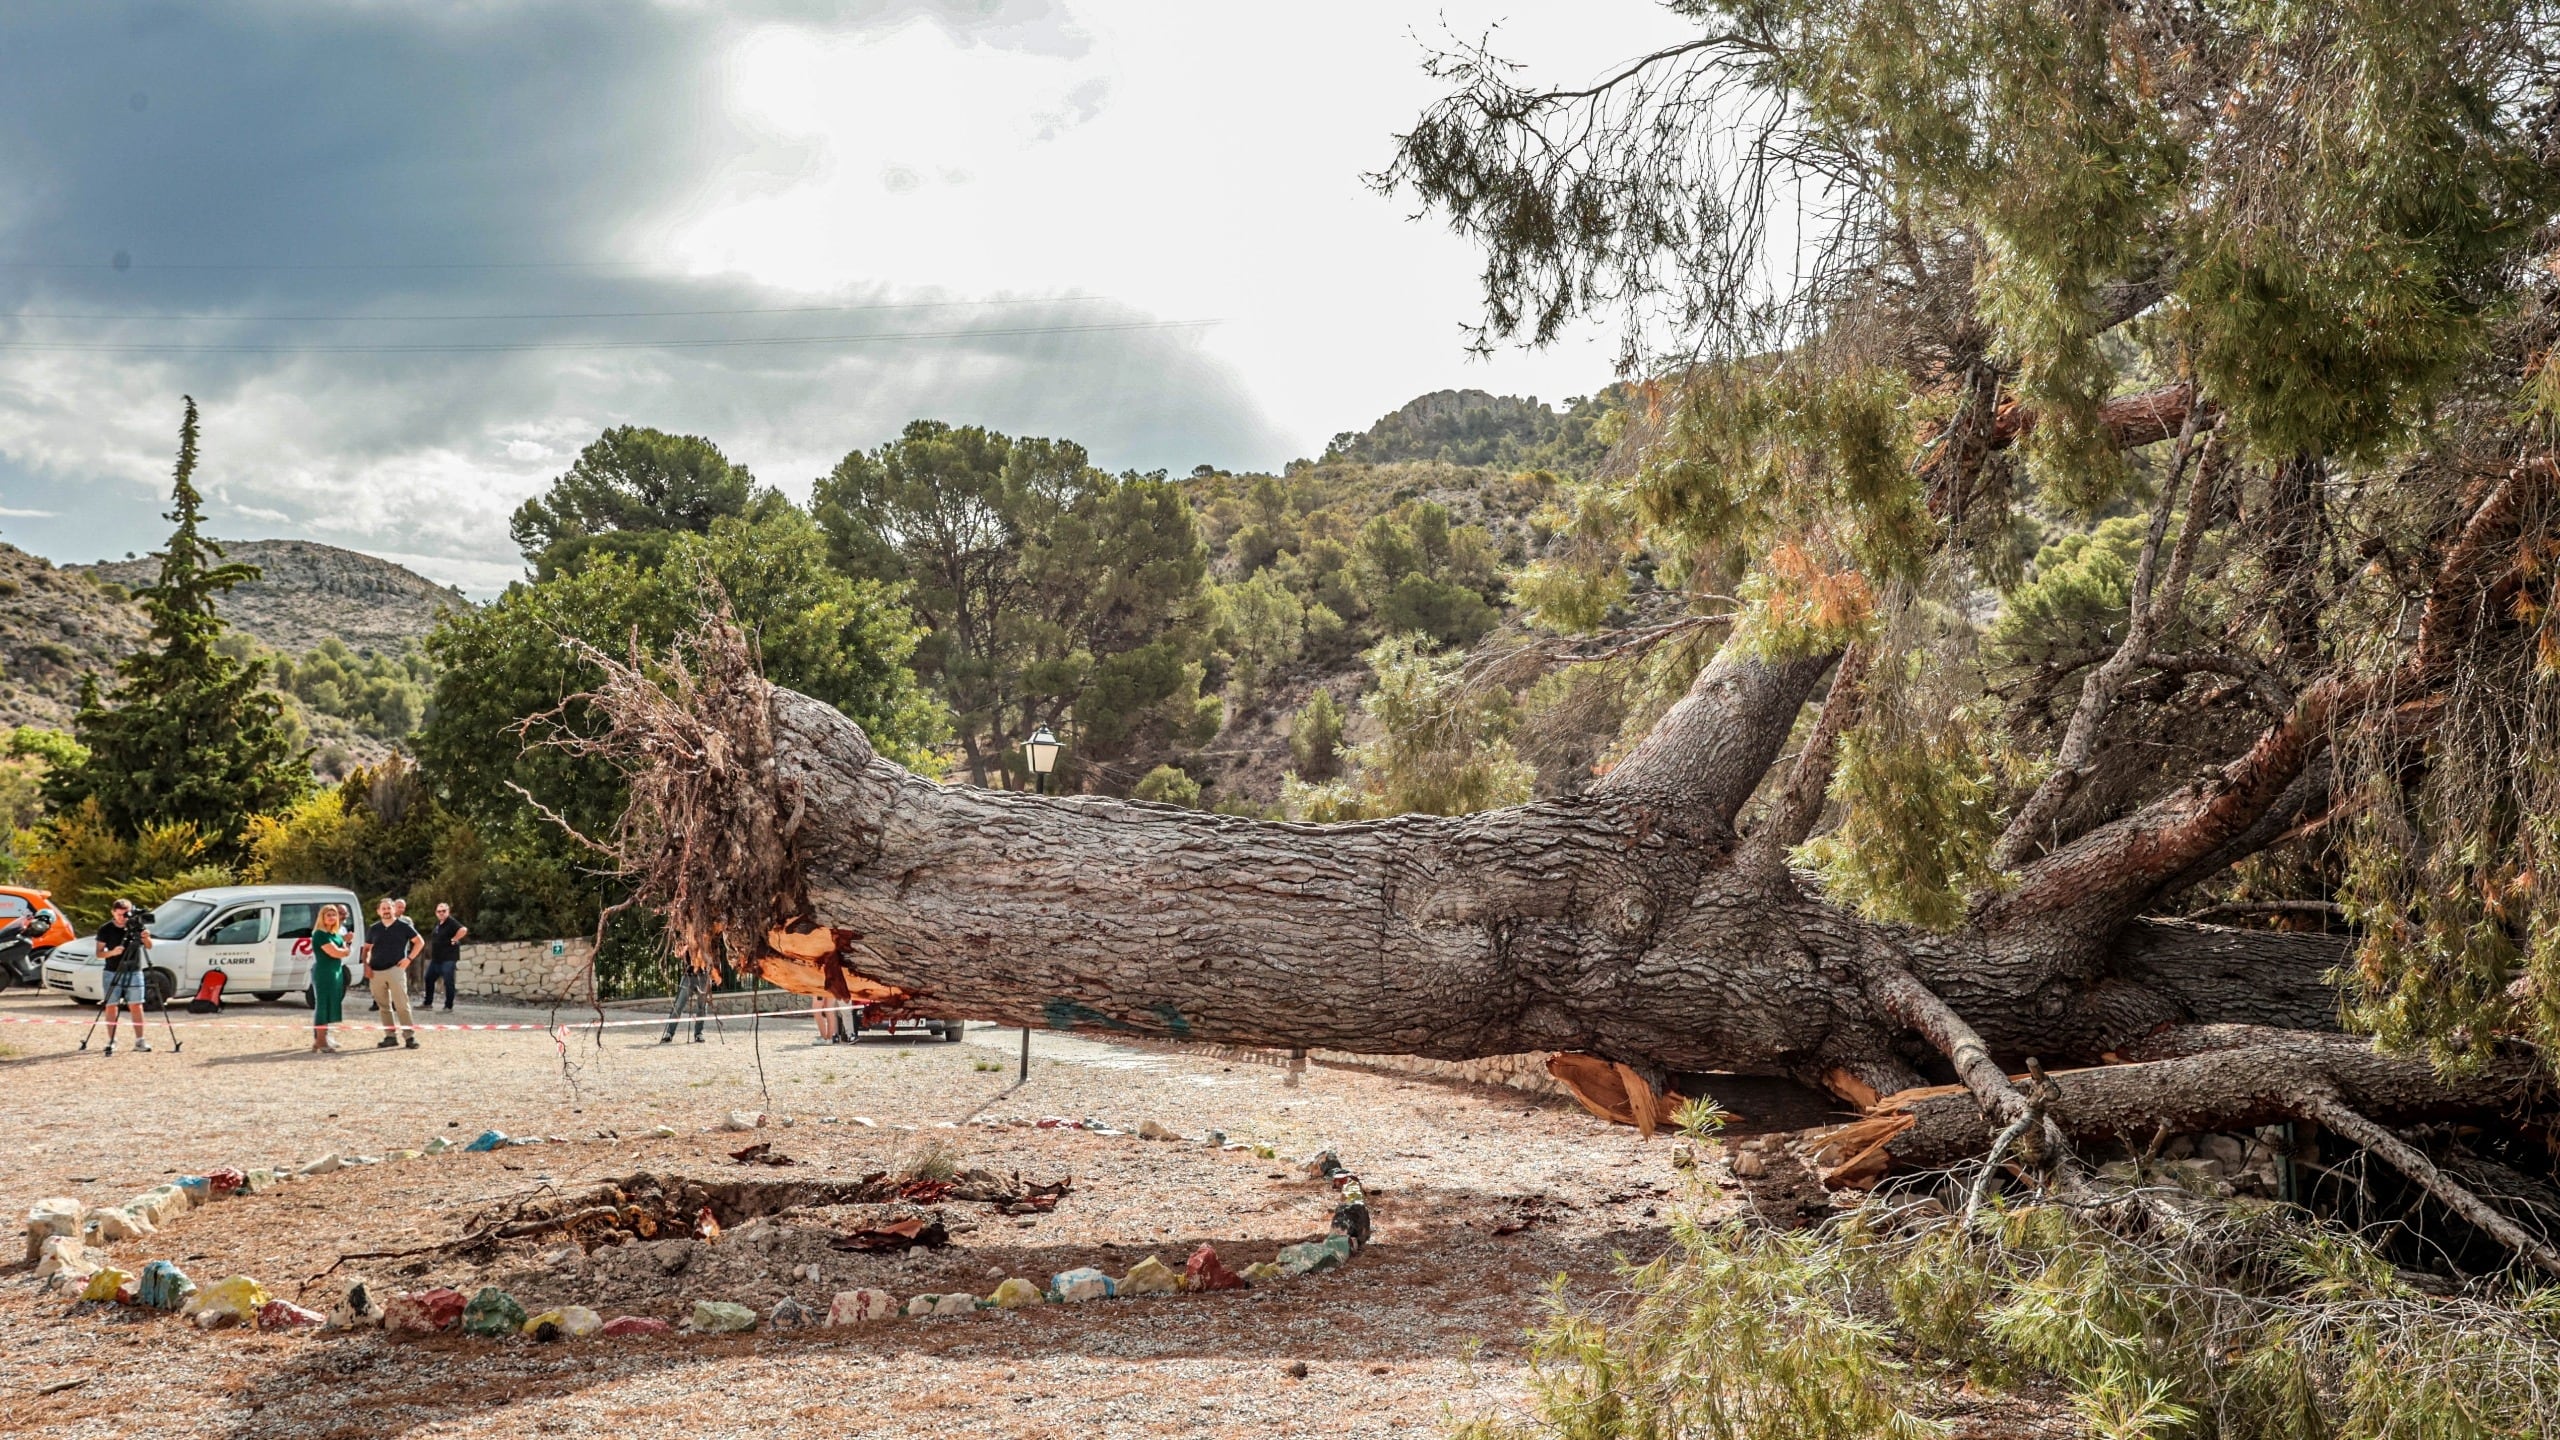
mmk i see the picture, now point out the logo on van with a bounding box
[291,937,312,957]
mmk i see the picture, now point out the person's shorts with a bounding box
[101,970,148,1005]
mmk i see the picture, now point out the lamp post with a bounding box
[1017,722,1062,1084]
[1023,723,1061,795]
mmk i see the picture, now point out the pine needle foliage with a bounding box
[1463,1186,2560,1440]
[1283,634,1537,819]
[45,398,307,851]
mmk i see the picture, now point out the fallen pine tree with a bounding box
[547,0,2560,1291]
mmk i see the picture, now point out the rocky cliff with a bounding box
[0,542,149,730]
[70,539,468,656]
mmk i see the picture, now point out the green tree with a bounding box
[1285,689,1345,780]
[417,501,941,943]
[509,426,759,579]
[47,398,307,851]
[815,420,1214,791]
[1283,635,1535,820]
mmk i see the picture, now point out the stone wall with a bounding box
[448,938,595,1003]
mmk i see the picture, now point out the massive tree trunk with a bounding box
[757,672,2334,1093]
[573,459,2555,1265]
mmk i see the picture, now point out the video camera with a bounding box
[126,908,156,929]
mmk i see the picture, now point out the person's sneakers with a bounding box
[658,1033,674,1045]
[404,1034,419,1049]
[376,1034,400,1049]
[134,1040,151,1052]
[101,1042,114,1056]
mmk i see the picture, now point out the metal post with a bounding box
[1019,1025,1031,1084]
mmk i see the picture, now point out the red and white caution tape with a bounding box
[0,1005,854,1034]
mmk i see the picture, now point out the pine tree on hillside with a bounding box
[48,398,308,846]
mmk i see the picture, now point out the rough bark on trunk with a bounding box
[581,466,2552,1218]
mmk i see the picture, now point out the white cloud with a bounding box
[0,1,1698,590]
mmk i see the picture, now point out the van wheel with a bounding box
[253,991,284,1002]
[144,969,176,1010]
[938,1021,966,1042]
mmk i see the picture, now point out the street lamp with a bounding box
[1018,721,1063,1085]
[1023,723,1061,795]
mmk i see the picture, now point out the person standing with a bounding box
[423,902,467,1012]
[307,903,351,1053]
[659,955,713,1044]
[93,899,153,1055]
[361,898,423,1049]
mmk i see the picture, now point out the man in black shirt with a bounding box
[93,898,154,1055]
[423,901,467,1011]
[360,897,424,1049]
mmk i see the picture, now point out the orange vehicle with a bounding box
[0,884,73,994]
[0,886,74,950]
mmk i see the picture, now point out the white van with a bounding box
[44,884,363,1008]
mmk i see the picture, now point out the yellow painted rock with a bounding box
[1118,1255,1180,1295]
[989,1277,1045,1308]
[80,1266,132,1303]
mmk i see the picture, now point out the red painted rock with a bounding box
[257,1299,326,1331]
[384,1287,467,1334]
[600,1315,675,1338]
[1185,1243,1247,1291]
[205,1168,247,1199]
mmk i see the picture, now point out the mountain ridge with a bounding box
[69,538,468,657]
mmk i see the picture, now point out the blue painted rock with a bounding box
[137,1260,195,1311]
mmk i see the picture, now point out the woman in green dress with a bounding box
[309,903,350,1053]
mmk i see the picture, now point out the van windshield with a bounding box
[146,899,215,941]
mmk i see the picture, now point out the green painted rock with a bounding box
[1275,1234,1354,1277]
[690,1300,758,1333]
[462,1287,529,1338]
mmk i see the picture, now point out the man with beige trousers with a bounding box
[361,897,424,1049]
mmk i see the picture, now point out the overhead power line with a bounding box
[0,317,1219,356]
[0,258,669,272]
[0,295,1114,323]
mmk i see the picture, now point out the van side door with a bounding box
[277,902,321,991]
[195,905,276,989]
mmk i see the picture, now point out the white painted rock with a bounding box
[34,1234,95,1280]
[128,1186,190,1226]
[827,1288,897,1326]
[723,1111,764,1132]
[295,1155,342,1177]
[327,1277,385,1330]
[82,1206,152,1243]
[23,1197,80,1263]
[1051,1267,1116,1303]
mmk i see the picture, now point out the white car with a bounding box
[45,884,362,1008]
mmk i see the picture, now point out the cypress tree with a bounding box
[49,397,308,846]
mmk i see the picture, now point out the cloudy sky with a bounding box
[0,1,1691,594]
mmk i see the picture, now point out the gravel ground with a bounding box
[0,988,1726,1438]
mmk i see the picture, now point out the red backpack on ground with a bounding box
[185,969,226,1014]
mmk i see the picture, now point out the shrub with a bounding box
[1468,1183,2560,1440]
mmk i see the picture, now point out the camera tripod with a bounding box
[77,924,183,1053]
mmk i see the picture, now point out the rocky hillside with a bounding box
[72,539,468,656]
[0,542,151,730]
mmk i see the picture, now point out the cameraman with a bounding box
[94,898,153,1055]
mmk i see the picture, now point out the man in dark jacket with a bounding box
[423,902,468,1011]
